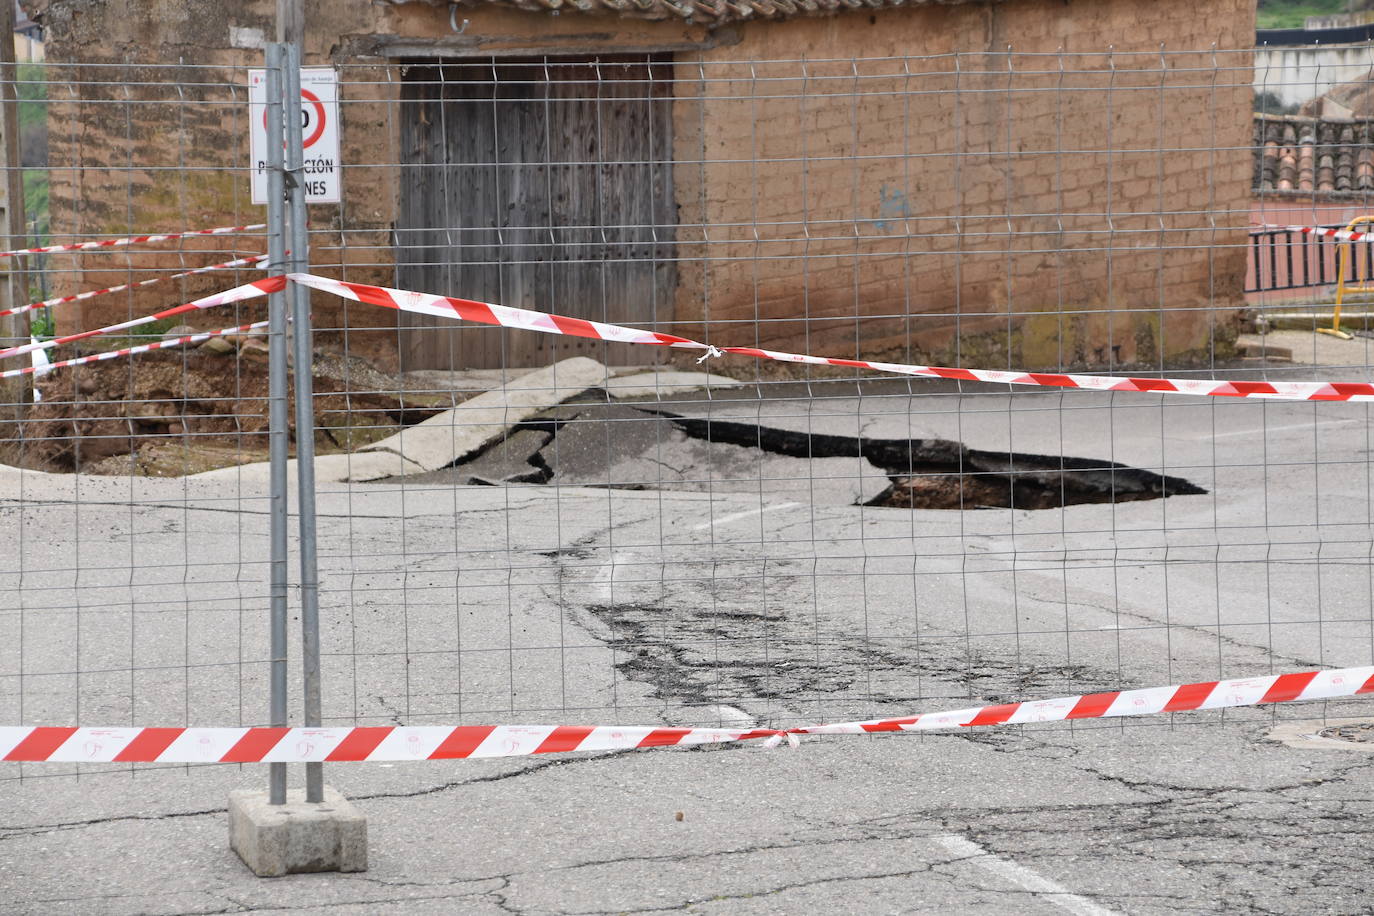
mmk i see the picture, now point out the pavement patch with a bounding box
[1268,717,1374,753]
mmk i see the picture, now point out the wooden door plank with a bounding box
[398,55,678,370]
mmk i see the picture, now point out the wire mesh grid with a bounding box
[0,60,279,780]
[5,47,1374,781]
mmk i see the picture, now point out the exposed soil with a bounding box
[873,472,1169,511]
[9,348,449,474]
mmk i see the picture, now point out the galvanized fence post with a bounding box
[282,40,325,804]
[263,42,291,807]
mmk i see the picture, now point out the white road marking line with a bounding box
[935,834,1120,916]
[691,502,801,532]
[1206,419,1364,439]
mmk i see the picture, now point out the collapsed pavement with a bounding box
[404,402,1206,511]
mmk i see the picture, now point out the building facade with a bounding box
[26,0,1255,371]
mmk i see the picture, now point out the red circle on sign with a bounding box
[301,89,326,149]
[260,88,328,149]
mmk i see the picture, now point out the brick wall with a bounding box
[679,0,1256,369]
[31,0,1254,371]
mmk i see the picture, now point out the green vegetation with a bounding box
[16,63,48,309]
[23,170,46,235]
[27,309,52,339]
[17,63,46,244]
[1257,0,1349,30]
[17,64,44,130]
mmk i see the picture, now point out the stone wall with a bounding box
[28,0,1253,371]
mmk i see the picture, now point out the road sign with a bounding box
[248,68,341,205]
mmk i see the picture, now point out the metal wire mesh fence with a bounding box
[6,46,1374,785]
[0,60,278,779]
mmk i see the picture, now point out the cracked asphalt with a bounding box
[4,377,1374,914]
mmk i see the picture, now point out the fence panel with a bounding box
[0,61,282,779]
[300,50,1370,743]
[4,49,1374,790]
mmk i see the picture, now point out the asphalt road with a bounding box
[3,375,1374,914]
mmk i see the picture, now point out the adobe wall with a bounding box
[29,0,716,367]
[30,0,1252,371]
[679,0,1256,369]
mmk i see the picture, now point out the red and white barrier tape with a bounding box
[0,223,266,259]
[290,273,689,349]
[0,253,270,321]
[784,666,1372,736]
[1,319,271,380]
[24,268,1374,398]
[291,273,1374,403]
[4,666,1370,763]
[0,276,284,361]
[1253,223,1374,243]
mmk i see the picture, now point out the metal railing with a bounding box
[1245,223,1374,294]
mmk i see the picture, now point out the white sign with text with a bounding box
[248,67,341,204]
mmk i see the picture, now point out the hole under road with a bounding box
[410,403,1205,510]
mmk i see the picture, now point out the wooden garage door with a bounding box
[397,56,676,370]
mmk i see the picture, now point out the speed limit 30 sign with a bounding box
[248,68,341,204]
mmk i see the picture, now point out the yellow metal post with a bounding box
[1321,215,1374,340]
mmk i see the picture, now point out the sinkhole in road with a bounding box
[422,403,1206,510]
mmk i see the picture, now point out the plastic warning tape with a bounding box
[0,253,270,321]
[1254,223,1374,243]
[0,276,285,362]
[0,224,267,259]
[5,666,1370,763]
[290,272,690,349]
[786,666,1373,735]
[0,319,272,380]
[290,273,1374,403]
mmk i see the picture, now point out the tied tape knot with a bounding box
[696,345,724,365]
[761,729,802,749]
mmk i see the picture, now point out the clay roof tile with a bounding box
[1254,114,1374,198]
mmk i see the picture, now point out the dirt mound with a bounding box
[11,348,447,474]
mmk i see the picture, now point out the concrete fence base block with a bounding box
[229,786,367,877]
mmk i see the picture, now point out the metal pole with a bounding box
[276,0,304,45]
[282,41,324,805]
[264,43,290,807]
